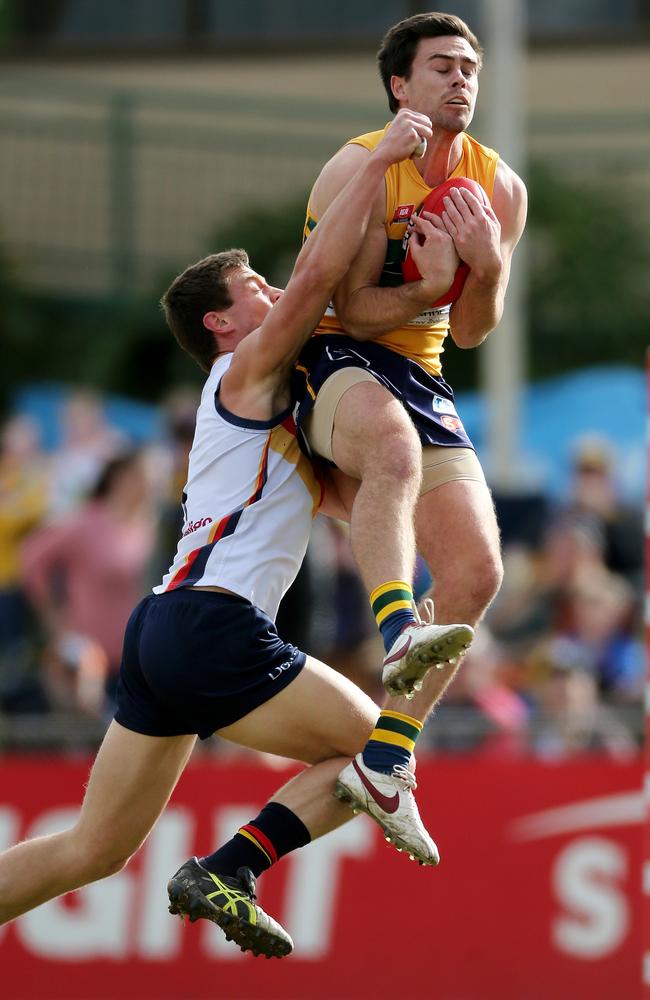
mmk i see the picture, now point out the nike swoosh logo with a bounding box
[383,634,412,667]
[353,759,400,814]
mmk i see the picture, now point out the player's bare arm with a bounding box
[221,112,432,419]
[309,111,457,339]
[444,160,527,349]
[329,196,460,340]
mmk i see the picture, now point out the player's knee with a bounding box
[88,850,132,881]
[309,703,375,762]
[335,709,376,758]
[74,833,133,882]
[483,548,504,599]
[369,421,421,488]
[468,548,503,617]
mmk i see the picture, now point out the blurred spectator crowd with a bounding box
[0,389,644,758]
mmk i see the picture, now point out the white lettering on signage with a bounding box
[137,808,195,959]
[552,837,628,959]
[1,802,376,962]
[18,808,132,958]
[283,817,373,958]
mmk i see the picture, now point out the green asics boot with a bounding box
[167,857,293,958]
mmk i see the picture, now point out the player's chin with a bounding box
[437,110,471,133]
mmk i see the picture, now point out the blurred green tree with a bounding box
[526,160,650,376]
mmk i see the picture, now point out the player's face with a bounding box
[225,268,283,336]
[395,36,479,134]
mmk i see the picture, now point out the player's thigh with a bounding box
[415,476,502,582]
[330,380,419,479]
[76,721,196,860]
[216,656,378,764]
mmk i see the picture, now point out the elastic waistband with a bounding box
[152,588,251,607]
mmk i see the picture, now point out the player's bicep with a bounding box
[493,164,527,272]
[309,143,373,218]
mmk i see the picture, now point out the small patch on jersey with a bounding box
[392,204,415,223]
[432,395,457,416]
[441,415,463,432]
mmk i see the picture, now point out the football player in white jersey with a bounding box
[0,113,471,959]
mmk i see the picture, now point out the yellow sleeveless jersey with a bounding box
[304,127,499,377]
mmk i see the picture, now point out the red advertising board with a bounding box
[0,755,642,1000]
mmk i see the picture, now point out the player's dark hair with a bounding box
[160,249,250,372]
[378,12,483,113]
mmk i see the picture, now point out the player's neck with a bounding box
[417,131,464,188]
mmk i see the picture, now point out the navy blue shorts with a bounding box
[292,335,474,451]
[114,590,306,740]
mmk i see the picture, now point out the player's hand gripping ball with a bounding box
[402,177,490,308]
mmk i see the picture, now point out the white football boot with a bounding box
[382,620,474,698]
[335,754,439,866]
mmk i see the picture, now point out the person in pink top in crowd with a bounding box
[21,449,157,709]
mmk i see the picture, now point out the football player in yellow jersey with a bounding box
[296,12,527,723]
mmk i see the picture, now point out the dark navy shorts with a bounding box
[114,589,306,740]
[292,334,474,452]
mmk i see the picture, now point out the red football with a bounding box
[402,176,490,308]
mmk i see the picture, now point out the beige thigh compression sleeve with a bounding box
[421,446,487,493]
[303,367,378,463]
[303,367,486,494]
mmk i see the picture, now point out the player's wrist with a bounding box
[470,257,503,285]
[408,277,447,306]
[368,147,396,171]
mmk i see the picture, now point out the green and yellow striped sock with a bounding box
[370,580,417,653]
[362,709,423,774]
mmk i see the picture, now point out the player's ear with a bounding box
[391,75,407,104]
[203,311,232,355]
[203,311,233,335]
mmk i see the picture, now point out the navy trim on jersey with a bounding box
[166,434,271,591]
[215,381,293,430]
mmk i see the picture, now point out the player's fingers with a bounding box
[420,210,448,230]
[395,107,433,131]
[441,210,458,235]
[411,215,436,237]
[456,189,485,214]
[441,195,465,227]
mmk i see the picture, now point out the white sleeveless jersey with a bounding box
[154,355,322,620]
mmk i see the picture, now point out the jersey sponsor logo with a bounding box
[441,415,463,432]
[392,203,415,223]
[432,395,457,416]
[182,516,213,537]
[408,306,450,326]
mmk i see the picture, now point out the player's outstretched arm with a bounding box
[446,161,527,349]
[308,116,458,340]
[228,113,432,392]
